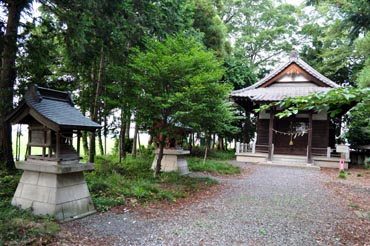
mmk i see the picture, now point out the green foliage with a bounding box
[338,170,347,179]
[129,33,232,172]
[345,102,370,147]
[256,87,369,118]
[190,147,235,160]
[220,0,301,68]
[188,157,241,175]
[0,170,59,245]
[192,0,228,57]
[112,138,134,156]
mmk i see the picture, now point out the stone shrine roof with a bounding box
[7,85,101,131]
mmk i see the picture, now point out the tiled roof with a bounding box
[231,52,340,101]
[231,87,332,102]
[9,85,101,130]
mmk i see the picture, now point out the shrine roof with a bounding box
[231,51,340,102]
[232,86,332,102]
[7,85,101,131]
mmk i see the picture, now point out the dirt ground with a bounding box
[54,166,370,245]
[320,167,370,245]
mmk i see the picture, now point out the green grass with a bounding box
[189,147,236,160]
[187,157,241,175]
[85,154,218,211]
[338,170,347,179]
[0,170,60,245]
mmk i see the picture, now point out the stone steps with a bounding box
[257,155,320,170]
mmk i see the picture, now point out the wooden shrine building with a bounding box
[231,51,349,168]
[6,84,101,220]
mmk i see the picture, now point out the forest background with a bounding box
[0,0,369,170]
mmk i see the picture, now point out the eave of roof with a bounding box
[231,52,340,98]
[231,87,332,102]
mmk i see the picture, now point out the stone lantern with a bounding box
[6,85,101,221]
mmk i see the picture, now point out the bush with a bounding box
[338,170,347,179]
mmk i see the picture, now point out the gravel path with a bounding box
[66,163,355,246]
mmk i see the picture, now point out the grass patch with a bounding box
[348,202,360,209]
[0,170,60,245]
[187,157,241,175]
[338,170,347,179]
[86,154,218,211]
[190,147,235,160]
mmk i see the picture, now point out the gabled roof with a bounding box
[231,51,340,102]
[6,84,101,131]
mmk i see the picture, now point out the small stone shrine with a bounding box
[151,125,191,175]
[6,85,101,221]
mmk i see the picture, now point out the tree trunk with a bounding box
[131,122,138,158]
[89,47,105,163]
[155,138,165,177]
[82,131,89,156]
[125,112,130,138]
[0,1,28,168]
[103,114,108,155]
[189,133,193,152]
[119,109,126,162]
[203,146,208,164]
[98,128,104,156]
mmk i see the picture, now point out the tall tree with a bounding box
[0,0,32,169]
[219,0,301,70]
[130,34,230,175]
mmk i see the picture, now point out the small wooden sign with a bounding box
[336,145,349,153]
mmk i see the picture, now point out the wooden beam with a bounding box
[307,111,313,163]
[267,109,274,161]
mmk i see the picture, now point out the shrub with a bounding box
[338,170,347,179]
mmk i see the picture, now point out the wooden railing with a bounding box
[235,142,269,154]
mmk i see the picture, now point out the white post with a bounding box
[236,142,240,154]
[252,142,256,154]
[344,151,349,160]
[327,147,331,158]
[272,143,274,156]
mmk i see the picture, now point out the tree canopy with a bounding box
[0,0,369,169]
[129,34,232,174]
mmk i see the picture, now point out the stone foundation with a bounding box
[12,161,95,221]
[152,149,190,175]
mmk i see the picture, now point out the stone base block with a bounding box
[152,149,190,175]
[235,153,268,163]
[313,157,349,169]
[12,170,95,221]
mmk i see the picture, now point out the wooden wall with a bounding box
[255,117,329,156]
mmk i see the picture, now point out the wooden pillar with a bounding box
[28,127,31,156]
[77,130,81,158]
[56,132,60,160]
[42,128,46,157]
[307,111,313,163]
[267,109,274,161]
